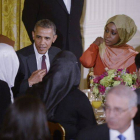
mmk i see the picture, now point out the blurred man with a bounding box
[77,85,140,140]
[13,19,61,97]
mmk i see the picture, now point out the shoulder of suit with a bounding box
[134,124,140,138]
[49,46,61,51]
[16,44,34,56]
[135,88,140,94]
[49,46,61,54]
[134,124,140,130]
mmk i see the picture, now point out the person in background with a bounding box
[133,53,140,125]
[77,85,140,140]
[135,52,140,90]
[80,14,138,75]
[0,43,19,127]
[13,19,61,97]
[0,95,50,140]
[27,51,97,140]
[22,0,84,68]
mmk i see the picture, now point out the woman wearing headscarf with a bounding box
[27,51,97,140]
[0,43,19,127]
[80,14,138,75]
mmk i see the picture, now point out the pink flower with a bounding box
[120,81,125,85]
[98,85,106,94]
[93,76,102,83]
[102,72,108,77]
[114,77,123,82]
[93,72,108,84]
[117,69,123,72]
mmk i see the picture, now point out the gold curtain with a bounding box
[0,0,31,50]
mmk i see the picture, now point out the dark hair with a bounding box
[0,95,50,140]
[135,53,140,70]
[34,19,56,35]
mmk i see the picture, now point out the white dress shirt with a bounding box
[33,44,50,72]
[110,120,135,140]
[63,0,71,14]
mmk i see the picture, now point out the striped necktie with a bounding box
[41,55,47,73]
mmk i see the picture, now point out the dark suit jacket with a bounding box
[13,45,61,97]
[0,80,11,128]
[134,88,140,125]
[76,123,140,140]
[22,0,84,64]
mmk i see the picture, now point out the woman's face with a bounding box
[104,22,120,47]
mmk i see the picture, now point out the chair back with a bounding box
[48,121,65,140]
[0,35,15,47]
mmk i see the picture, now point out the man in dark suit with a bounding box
[77,85,140,140]
[13,19,61,97]
[22,0,84,67]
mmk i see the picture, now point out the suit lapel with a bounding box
[27,53,37,75]
[56,0,68,13]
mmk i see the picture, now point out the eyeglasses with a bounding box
[104,105,129,116]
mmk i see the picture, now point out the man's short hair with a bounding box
[107,85,137,108]
[135,53,140,70]
[34,19,56,35]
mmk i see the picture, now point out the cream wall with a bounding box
[80,0,140,89]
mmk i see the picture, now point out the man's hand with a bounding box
[93,37,104,46]
[28,69,46,86]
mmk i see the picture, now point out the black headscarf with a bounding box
[27,51,81,120]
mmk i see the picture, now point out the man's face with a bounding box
[105,93,137,133]
[104,23,120,47]
[32,27,57,54]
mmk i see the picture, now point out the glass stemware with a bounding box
[91,95,102,113]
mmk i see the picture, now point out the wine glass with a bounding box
[88,91,94,104]
[91,95,102,113]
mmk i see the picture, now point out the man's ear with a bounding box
[32,31,35,40]
[53,35,57,43]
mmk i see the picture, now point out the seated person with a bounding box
[0,43,19,127]
[80,14,138,75]
[13,19,61,97]
[0,95,50,140]
[77,85,140,140]
[27,51,97,140]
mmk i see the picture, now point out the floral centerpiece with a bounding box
[89,68,137,103]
